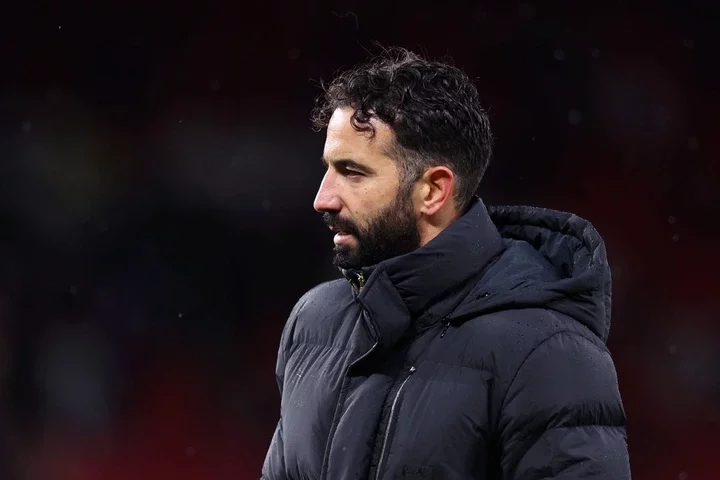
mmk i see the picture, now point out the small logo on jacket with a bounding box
[401,464,436,478]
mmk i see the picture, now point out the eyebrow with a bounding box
[321,157,376,175]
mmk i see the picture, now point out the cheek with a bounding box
[361,177,398,206]
[356,186,391,219]
[344,176,400,223]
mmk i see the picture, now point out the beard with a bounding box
[322,185,422,270]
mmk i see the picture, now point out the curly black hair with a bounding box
[311,47,493,212]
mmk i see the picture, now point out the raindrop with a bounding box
[568,109,582,125]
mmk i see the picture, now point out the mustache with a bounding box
[322,212,359,236]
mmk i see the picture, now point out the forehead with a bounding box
[324,108,396,165]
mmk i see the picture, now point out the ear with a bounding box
[416,166,455,216]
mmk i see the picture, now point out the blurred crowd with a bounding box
[1,1,718,479]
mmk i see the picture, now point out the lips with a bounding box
[329,225,353,236]
[333,230,353,246]
[323,213,356,238]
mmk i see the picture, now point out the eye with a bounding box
[341,167,365,178]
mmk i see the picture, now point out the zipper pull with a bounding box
[357,271,366,290]
[440,319,450,338]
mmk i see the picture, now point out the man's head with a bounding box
[311,47,493,270]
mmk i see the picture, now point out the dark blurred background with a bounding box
[0,1,718,478]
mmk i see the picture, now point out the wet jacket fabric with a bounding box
[262,198,630,479]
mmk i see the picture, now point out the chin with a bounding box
[332,246,360,270]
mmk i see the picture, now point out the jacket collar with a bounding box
[346,198,504,348]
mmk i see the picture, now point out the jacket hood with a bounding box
[451,204,613,342]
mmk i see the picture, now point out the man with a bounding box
[262,48,630,479]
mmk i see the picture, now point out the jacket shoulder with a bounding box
[282,278,355,348]
[292,278,351,318]
[465,307,606,358]
[455,308,610,391]
[454,308,619,422]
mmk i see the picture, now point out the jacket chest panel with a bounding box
[324,359,492,479]
[375,361,491,478]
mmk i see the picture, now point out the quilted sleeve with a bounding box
[261,298,303,480]
[498,331,631,479]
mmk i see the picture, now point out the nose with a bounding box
[313,170,342,213]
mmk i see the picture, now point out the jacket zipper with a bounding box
[319,308,378,480]
[357,271,366,290]
[344,269,366,292]
[440,318,451,338]
[374,365,416,480]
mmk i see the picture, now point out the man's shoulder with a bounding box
[282,278,356,343]
[450,308,612,406]
[461,307,606,364]
[293,278,351,314]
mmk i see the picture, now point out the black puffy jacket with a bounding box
[262,199,630,479]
